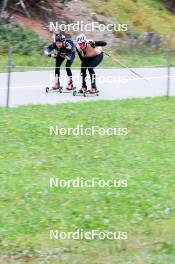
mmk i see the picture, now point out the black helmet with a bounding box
[55,34,66,42]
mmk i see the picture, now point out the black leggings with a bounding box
[81,53,103,87]
[55,53,75,79]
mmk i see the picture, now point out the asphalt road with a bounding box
[0,67,175,107]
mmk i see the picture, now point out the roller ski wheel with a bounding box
[73,90,77,96]
[51,83,61,91]
[78,87,87,96]
[59,87,63,93]
[66,86,76,92]
[45,85,63,93]
[96,90,99,96]
[72,88,85,97]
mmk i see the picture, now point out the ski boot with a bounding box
[52,83,60,90]
[79,86,87,93]
[66,80,74,91]
[89,85,99,96]
[45,82,62,93]
[73,85,87,97]
[79,86,87,97]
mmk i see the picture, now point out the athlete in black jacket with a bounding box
[76,34,107,93]
[44,34,75,90]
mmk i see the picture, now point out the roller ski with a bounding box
[73,86,99,97]
[45,83,63,93]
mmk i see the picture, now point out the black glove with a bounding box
[51,53,57,58]
[89,40,95,48]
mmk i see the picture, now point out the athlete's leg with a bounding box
[89,53,103,68]
[65,53,75,89]
[88,67,96,88]
[65,53,75,79]
[88,53,103,91]
[55,56,65,86]
[81,61,88,90]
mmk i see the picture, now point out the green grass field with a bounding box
[0,97,175,263]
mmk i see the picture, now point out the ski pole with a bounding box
[103,50,149,84]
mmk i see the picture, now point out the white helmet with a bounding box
[76,34,87,44]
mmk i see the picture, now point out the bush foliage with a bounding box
[0,23,47,55]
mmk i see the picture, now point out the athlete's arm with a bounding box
[89,41,107,48]
[64,41,75,60]
[76,47,84,61]
[64,41,72,51]
[44,43,56,56]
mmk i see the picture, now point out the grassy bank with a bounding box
[0,97,175,263]
[87,0,175,45]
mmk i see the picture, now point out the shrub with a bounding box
[0,23,48,55]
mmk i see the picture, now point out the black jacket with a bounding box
[44,39,75,60]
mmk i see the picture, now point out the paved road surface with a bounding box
[0,68,175,107]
